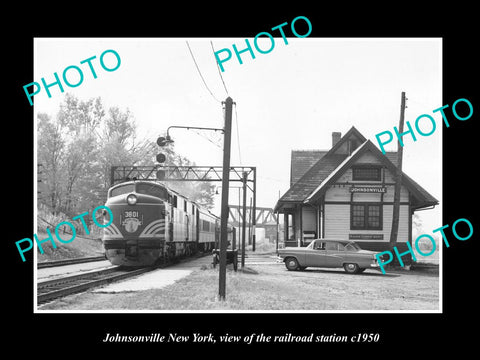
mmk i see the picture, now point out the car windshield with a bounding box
[307,241,318,249]
[345,242,361,251]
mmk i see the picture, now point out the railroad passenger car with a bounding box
[102,180,232,266]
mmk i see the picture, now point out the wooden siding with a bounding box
[324,184,409,202]
[302,206,317,233]
[324,203,410,243]
[322,149,411,243]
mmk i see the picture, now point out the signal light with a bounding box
[157,137,167,146]
[156,135,172,165]
[157,135,172,147]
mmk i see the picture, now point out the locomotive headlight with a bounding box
[127,194,137,205]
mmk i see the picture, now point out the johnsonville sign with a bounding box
[350,186,387,193]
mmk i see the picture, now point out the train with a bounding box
[102,179,234,266]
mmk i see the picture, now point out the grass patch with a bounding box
[36,231,104,262]
[40,259,439,311]
[139,266,319,310]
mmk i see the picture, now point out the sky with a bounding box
[34,37,442,232]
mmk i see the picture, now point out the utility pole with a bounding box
[389,92,406,250]
[252,167,256,251]
[219,97,233,300]
[241,171,247,268]
[238,187,241,253]
[276,190,280,252]
[248,198,252,245]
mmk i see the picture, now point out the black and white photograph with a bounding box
[33,37,443,313]
[7,7,479,353]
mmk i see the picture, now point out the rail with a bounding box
[37,266,155,304]
[37,252,212,305]
[37,255,106,269]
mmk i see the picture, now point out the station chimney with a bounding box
[332,132,341,147]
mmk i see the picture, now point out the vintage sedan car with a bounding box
[277,239,381,274]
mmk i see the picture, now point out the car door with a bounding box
[324,241,344,267]
[304,240,328,267]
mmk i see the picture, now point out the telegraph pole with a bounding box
[219,97,233,300]
[241,171,247,268]
[389,92,406,249]
[252,167,257,251]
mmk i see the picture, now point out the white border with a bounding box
[33,37,442,314]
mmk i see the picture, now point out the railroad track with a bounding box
[37,266,156,304]
[37,252,212,304]
[37,255,106,269]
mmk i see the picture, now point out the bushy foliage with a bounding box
[38,94,216,224]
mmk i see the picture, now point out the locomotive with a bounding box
[102,180,232,266]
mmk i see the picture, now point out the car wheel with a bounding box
[343,263,360,274]
[285,257,299,271]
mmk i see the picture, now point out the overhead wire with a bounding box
[184,40,225,149]
[191,129,223,149]
[185,41,221,103]
[185,40,242,164]
[210,40,230,97]
[234,103,242,165]
[209,40,241,164]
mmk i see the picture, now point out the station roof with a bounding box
[274,126,438,212]
[290,150,328,186]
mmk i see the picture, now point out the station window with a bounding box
[184,200,187,212]
[352,166,381,181]
[351,203,382,230]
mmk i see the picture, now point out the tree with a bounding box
[97,106,139,191]
[412,213,424,238]
[412,213,438,255]
[57,94,104,136]
[38,93,217,222]
[188,181,216,209]
[165,153,216,209]
[103,107,136,146]
[62,132,99,214]
[37,113,65,214]
[55,95,104,215]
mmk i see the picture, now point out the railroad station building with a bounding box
[273,126,438,257]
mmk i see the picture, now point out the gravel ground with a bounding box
[38,253,439,311]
